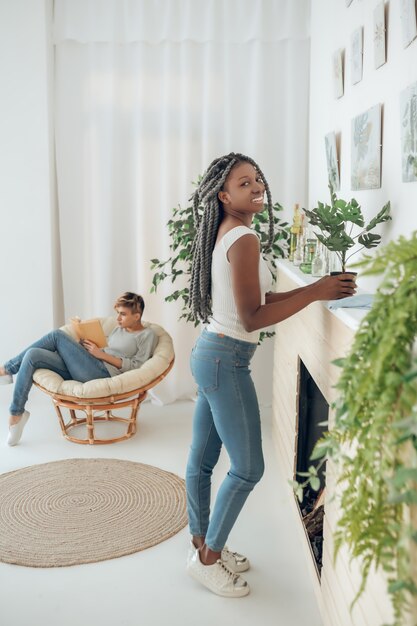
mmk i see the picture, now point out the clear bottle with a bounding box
[293,232,304,266]
[289,204,302,262]
[311,241,324,276]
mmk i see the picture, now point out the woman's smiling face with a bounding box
[218,161,265,216]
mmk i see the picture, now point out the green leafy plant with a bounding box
[304,183,391,272]
[294,232,417,625]
[150,181,290,341]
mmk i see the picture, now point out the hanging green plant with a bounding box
[294,231,417,626]
[150,180,290,341]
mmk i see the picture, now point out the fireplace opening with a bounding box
[294,358,329,578]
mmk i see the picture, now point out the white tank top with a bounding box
[206,225,273,344]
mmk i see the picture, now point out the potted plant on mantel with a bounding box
[303,183,391,275]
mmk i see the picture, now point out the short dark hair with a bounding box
[114,292,145,314]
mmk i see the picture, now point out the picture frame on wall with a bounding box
[400,81,417,182]
[325,132,340,191]
[351,27,363,85]
[374,1,386,69]
[400,0,417,48]
[351,104,382,190]
[332,49,344,99]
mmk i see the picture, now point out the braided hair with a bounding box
[189,152,274,324]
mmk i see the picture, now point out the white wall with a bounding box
[309,0,417,287]
[0,0,58,357]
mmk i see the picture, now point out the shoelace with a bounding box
[223,547,245,563]
[217,559,239,583]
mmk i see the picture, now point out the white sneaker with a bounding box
[187,548,249,598]
[187,540,250,574]
[7,411,30,446]
[0,372,13,385]
[221,546,250,573]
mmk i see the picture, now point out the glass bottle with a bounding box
[311,241,324,276]
[293,232,304,266]
[289,204,302,262]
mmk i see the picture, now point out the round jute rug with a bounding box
[0,458,187,568]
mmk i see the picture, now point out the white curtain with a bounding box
[53,0,311,403]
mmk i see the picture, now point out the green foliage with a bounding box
[150,181,290,340]
[294,231,417,625]
[304,183,391,272]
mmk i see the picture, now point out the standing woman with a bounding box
[185,153,356,597]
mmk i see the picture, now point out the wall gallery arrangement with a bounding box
[326,0,417,190]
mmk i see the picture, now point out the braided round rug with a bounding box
[0,458,187,568]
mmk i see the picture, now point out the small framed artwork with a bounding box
[332,49,344,99]
[351,27,363,85]
[325,132,340,191]
[400,0,417,48]
[400,81,417,182]
[374,1,386,69]
[351,104,382,190]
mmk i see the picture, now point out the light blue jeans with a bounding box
[4,330,110,415]
[186,329,264,552]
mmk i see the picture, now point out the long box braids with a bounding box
[189,153,274,324]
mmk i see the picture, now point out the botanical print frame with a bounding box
[332,49,344,99]
[351,27,363,85]
[400,0,417,48]
[351,104,382,190]
[325,132,340,191]
[374,1,386,69]
[400,81,417,182]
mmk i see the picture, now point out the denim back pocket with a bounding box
[190,354,220,393]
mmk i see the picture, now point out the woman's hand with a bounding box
[81,339,104,359]
[312,274,357,301]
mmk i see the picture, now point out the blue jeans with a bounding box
[185,329,264,552]
[4,330,110,415]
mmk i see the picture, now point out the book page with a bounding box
[70,318,107,348]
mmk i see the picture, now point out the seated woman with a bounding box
[0,292,157,446]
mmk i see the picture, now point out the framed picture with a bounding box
[325,132,340,191]
[400,81,417,182]
[374,1,386,69]
[400,0,417,48]
[332,49,344,99]
[351,27,363,85]
[351,104,382,190]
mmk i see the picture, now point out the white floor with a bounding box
[0,386,323,626]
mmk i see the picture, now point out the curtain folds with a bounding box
[54,0,310,44]
[53,0,311,403]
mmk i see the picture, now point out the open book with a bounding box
[70,317,108,348]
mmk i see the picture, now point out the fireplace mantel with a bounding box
[272,260,395,626]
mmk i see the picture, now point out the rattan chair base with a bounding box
[35,360,174,445]
[52,391,147,444]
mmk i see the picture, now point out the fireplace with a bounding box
[294,358,329,578]
[272,260,393,626]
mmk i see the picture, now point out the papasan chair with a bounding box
[33,317,174,444]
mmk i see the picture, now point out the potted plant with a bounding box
[303,183,391,274]
[150,180,290,340]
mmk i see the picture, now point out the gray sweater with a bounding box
[103,327,158,377]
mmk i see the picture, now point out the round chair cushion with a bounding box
[33,318,174,400]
